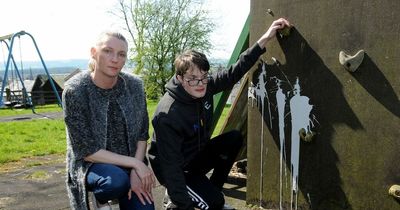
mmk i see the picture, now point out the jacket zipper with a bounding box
[197,102,201,151]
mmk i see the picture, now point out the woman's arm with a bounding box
[129,141,154,205]
[135,140,148,161]
[84,149,143,168]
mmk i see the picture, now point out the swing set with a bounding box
[0,31,62,113]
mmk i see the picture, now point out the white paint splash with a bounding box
[289,78,313,210]
[250,65,274,207]
[254,64,273,128]
[250,62,314,210]
[276,81,286,210]
[248,84,256,107]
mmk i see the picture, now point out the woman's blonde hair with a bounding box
[88,31,128,72]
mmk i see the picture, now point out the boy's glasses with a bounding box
[184,76,211,86]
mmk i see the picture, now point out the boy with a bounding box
[148,18,291,210]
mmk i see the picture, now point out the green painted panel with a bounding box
[211,14,250,133]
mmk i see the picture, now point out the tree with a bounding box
[116,0,214,99]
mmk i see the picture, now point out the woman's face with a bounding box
[91,36,128,78]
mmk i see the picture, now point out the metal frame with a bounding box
[0,31,62,112]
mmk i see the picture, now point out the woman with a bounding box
[62,31,155,210]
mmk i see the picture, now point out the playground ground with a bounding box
[0,112,254,210]
[0,154,252,210]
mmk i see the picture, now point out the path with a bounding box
[0,154,250,210]
[0,112,63,123]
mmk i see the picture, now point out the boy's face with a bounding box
[177,65,209,99]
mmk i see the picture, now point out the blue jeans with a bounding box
[86,163,155,210]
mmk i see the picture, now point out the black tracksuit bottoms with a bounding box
[182,130,243,210]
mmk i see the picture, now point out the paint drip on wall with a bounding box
[249,61,316,210]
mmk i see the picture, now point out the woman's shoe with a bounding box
[91,192,112,210]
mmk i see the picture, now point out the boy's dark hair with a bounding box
[174,50,210,76]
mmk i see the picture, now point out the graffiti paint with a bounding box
[276,81,286,210]
[250,62,315,210]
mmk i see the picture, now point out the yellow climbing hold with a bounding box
[389,185,400,200]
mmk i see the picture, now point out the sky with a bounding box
[0,0,249,62]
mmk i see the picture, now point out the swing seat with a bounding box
[14,103,25,109]
[13,102,33,109]
[4,101,17,107]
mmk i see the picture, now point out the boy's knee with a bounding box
[229,130,243,148]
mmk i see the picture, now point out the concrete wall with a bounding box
[247,0,400,209]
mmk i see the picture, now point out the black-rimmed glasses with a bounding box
[184,75,211,86]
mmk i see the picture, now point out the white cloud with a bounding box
[206,0,250,59]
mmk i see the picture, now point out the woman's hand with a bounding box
[134,161,156,192]
[128,169,154,205]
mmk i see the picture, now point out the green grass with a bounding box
[24,170,51,180]
[0,104,62,117]
[213,104,231,137]
[0,119,66,164]
[0,101,231,165]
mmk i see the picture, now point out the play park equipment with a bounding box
[214,1,399,209]
[0,31,62,112]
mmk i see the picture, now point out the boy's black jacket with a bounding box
[148,43,265,209]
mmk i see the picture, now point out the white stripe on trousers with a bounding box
[187,185,210,210]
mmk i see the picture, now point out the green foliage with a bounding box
[116,0,215,99]
[146,99,158,137]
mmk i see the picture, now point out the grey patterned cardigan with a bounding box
[62,71,149,210]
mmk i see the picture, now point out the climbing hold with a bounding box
[278,26,291,37]
[299,128,306,139]
[338,50,365,72]
[271,57,281,66]
[299,128,315,142]
[389,185,400,200]
[267,9,274,16]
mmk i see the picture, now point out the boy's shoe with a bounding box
[91,192,112,210]
[163,189,178,209]
[163,189,234,210]
[222,203,235,210]
[221,191,235,210]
